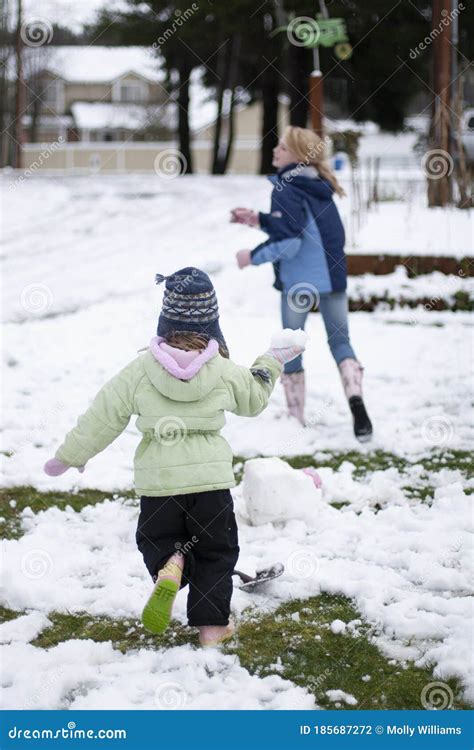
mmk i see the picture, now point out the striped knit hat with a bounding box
[155,267,227,349]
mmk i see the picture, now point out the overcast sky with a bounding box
[11,0,125,32]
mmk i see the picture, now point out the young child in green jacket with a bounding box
[44,267,303,647]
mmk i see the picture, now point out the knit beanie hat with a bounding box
[155,267,227,350]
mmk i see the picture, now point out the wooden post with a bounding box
[309,70,324,137]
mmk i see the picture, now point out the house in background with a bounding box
[23,46,170,144]
[20,45,455,174]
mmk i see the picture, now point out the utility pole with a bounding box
[14,0,25,169]
[309,0,329,138]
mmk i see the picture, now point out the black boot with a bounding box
[349,396,373,443]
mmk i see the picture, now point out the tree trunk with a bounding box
[212,35,231,174]
[428,0,452,207]
[177,63,193,174]
[221,34,241,174]
[288,43,310,127]
[260,70,279,174]
[14,0,25,168]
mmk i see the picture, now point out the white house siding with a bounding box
[20,141,262,174]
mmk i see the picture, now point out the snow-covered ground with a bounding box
[1,174,473,710]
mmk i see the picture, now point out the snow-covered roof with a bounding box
[71,102,160,130]
[42,46,164,84]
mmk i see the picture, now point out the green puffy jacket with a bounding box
[56,347,282,496]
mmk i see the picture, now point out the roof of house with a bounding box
[39,46,165,84]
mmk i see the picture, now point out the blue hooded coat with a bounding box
[250,163,347,294]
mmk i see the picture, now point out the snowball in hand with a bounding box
[270,329,308,349]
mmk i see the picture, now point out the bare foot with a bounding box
[198,623,235,648]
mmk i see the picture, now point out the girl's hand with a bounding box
[236,249,252,269]
[230,208,259,227]
[265,345,305,365]
[44,458,85,476]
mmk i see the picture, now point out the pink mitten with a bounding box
[44,458,85,476]
[302,467,323,489]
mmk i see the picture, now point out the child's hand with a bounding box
[265,344,305,365]
[236,249,252,269]
[44,458,85,476]
[230,208,259,227]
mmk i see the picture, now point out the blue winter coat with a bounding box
[250,164,347,294]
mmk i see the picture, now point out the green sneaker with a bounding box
[141,559,182,634]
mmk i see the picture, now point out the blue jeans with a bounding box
[281,291,356,374]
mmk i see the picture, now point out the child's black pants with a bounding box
[136,489,239,627]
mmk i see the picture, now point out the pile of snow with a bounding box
[242,458,321,526]
[330,619,347,635]
[326,689,358,706]
[348,265,474,305]
[1,635,314,710]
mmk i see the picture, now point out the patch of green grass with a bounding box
[0,605,20,624]
[228,594,469,710]
[30,611,194,652]
[234,449,473,488]
[2,595,469,710]
[0,486,136,540]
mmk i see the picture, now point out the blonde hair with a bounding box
[166,331,229,359]
[283,126,346,197]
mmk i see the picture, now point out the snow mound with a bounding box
[0,638,316,710]
[330,619,347,635]
[270,328,308,349]
[242,457,322,526]
[326,689,358,706]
